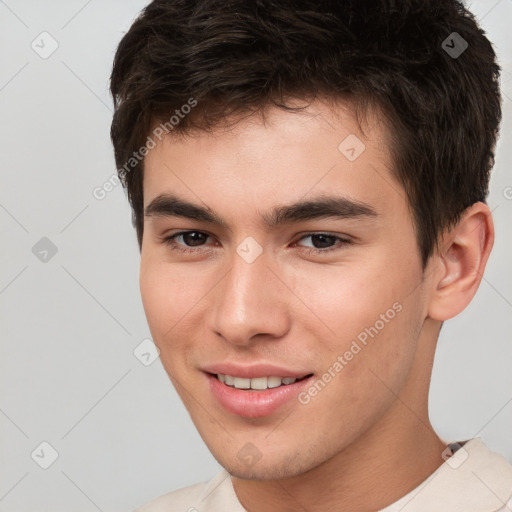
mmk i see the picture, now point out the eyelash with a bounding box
[161,231,352,255]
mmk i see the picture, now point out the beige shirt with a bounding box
[135,438,512,512]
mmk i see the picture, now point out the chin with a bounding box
[225,463,303,481]
[214,447,326,481]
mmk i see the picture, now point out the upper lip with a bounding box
[202,363,312,379]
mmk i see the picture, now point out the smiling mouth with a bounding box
[212,373,313,390]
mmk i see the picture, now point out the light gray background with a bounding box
[0,1,511,511]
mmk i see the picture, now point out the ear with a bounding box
[427,202,494,321]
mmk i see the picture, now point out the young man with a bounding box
[110,1,512,510]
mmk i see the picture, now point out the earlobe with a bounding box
[427,202,494,322]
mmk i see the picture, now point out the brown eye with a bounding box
[163,231,213,253]
[179,231,208,246]
[295,233,352,255]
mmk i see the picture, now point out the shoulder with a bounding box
[464,437,512,481]
[381,437,512,512]
[134,470,245,512]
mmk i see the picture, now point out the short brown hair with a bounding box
[110,0,501,266]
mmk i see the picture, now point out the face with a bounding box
[140,100,430,480]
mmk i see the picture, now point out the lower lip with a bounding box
[206,373,313,418]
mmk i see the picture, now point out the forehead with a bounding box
[142,99,406,227]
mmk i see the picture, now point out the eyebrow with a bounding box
[144,193,378,230]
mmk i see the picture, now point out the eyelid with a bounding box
[294,232,352,248]
[161,230,353,255]
[160,230,216,254]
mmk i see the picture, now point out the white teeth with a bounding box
[267,376,282,388]
[233,377,251,389]
[217,374,300,390]
[250,377,268,390]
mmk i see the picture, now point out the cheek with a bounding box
[285,259,409,342]
[288,256,422,387]
[139,262,189,383]
[139,254,219,375]
[139,256,194,342]
[140,258,171,331]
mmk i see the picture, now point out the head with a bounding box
[110,0,500,479]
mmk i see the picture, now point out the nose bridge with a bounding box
[211,245,289,344]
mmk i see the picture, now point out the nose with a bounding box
[210,247,291,346]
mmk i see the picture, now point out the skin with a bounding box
[139,99,494,511]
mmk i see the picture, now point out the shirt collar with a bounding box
[379,437,512,512]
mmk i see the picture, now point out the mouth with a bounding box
[204,370,315,418]
[213,373,313,390]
